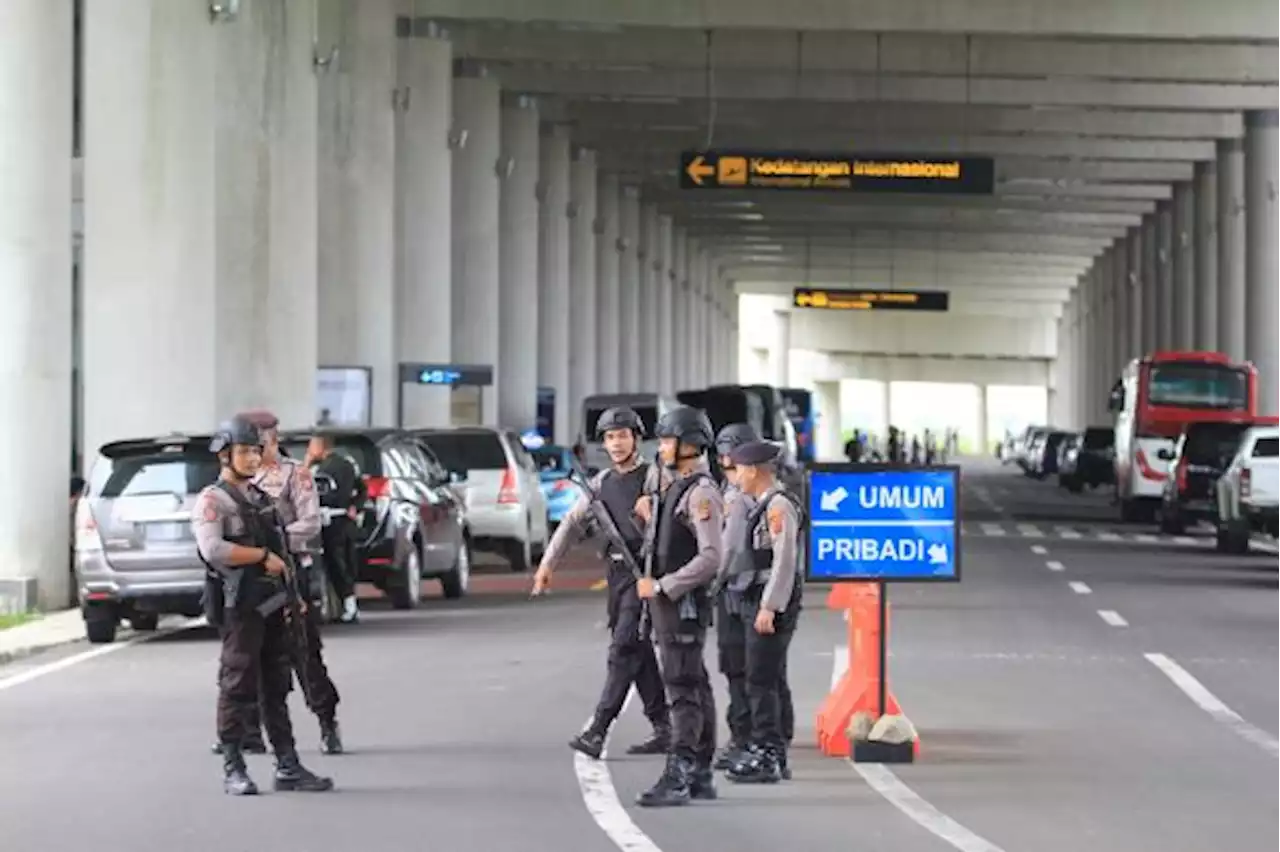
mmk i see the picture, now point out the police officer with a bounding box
[192,416,333,796]
[306,431,365,624]
[532,407,671,759]
[723,440,802,784]
[708,423,759,771]
[633,406,723,808]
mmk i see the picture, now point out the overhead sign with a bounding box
[794,287,949,312]
[680,150,994,195]
[398,363,493,387]
[806,465,961,582]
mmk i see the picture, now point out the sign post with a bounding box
[807,462,961,761]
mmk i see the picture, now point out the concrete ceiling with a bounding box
[405,2,1278,320]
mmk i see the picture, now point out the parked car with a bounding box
[279,428,471,608]
[1157,420,1258,535]
[1214,423,1280,553]
[1017,426,1052,472]
[1056,434,1082,488]
[531,444,586,531]
[74,433,220,643]
[412,427,550,572]
[1059,427,1115,492]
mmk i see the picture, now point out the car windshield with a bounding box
[532,446,573,473]
[419,431,509,471]
[277,435,377,477]
[89,444,220,498]
[583,404,658,440]
[1253,437,1278,457]
[1083,428,1114,450]
[1184,423,1252,465]
[1148,363,1249,410]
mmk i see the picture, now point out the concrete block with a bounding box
[0,577,38,615]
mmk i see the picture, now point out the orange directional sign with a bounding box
[794,287,950,312]
[680,150,994,194]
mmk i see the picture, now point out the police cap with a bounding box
[715,423,759,457]
[595,406,644,438]
[209,414,264,453]
[655,406,714,449]
[728,440,782,467]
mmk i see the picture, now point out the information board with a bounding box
[806,464,961,582]
[680,150,995,195]
[794,287,949,313]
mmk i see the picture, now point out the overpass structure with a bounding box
[1,0,1277,606]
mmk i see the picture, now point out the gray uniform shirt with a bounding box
[715,482,757,589]
[253,456,322,556]
[191,482,258,570]
[642,459,724,601]
[539,467,612,569]
[750,492,801,613]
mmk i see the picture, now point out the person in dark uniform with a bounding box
[306,432,365,623]
[708,422,759,771]
[192,415,333,796]
[633,406,724,808]
[722,440,802,784]
[532,407,671,759]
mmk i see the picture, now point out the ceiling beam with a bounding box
[714,249,1094,270]
[737,279,1073,301]
[647,192,1157,215]
[684,217,1125,240]
[691,229,1109,255]
[677,206,1142,229]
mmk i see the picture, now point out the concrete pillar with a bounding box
[1171,182,1196,351]
[397,26,453,428]
[638,205,660,390]
[617,187,641,390]
[496,95,539,431]
[1155,201,1175,351]
[1,0,72,609]
[451,68,500,427]
[880,378,893,432]
[685,239,703,388]
[727,285,741,383]
[770,310,792,388]
[320,0,394,425]
[568,147,598,439]
[1245,110,1279,414]
[594,173,621,394]
[537,125,571,442]
[1217,137,1247,362]
[976,385,990,453]
[1126,227,1144,361]
[672,228,689,391]
[1140,216,1158,354]
[1194,161,1219,352]
[813,380,842,461]
[1111,239,1129,379]
[656,215,675,394]
[1095,258,1112,422]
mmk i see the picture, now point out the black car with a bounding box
[1059,426,1115,492]
[1032,431,1073,479]
[279,429,471,609]
[1158,420,1256,535]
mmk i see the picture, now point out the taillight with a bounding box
[74,499,103,552]
[498,467,520,504]
[1176,459,1188,493]
[552,478,571,492]
[1136,448,1168,481]
[1240,467,1252,499]
[364,475,390,499]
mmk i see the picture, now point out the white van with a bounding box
[580,393,679,474]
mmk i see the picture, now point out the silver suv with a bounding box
[74,434,219,643]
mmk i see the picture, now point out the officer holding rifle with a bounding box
[532,407,671,760]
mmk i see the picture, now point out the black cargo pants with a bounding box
[320,516,356,601]
[743,588,798,750]
[217,609,296,753]
[594,575,668,732]
[715,593,752,744]
[652,597,717,764]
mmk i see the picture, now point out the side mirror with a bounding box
[1156,448,1174,461]
[449,470,468,484]
[1107,384,1124,413]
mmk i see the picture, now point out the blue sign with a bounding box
[806,464,960,582]
[398,362,493,387]
[420,368,462,385]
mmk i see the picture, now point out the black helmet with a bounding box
[655,406,714,450]
[595,406,644,439]
[209,415,264,454]
[715,423,759,457]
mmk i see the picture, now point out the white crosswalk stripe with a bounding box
[959,521,1226,547]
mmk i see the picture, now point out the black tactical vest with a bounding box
[653,473,710,580]
[213,483,281,613]
[598,464,648,559]
[744,488,805,611]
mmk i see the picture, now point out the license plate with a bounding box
[145,522,189,542]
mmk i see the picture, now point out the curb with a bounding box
[0,632,86,667]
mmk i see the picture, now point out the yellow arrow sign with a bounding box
[686,154,715,186]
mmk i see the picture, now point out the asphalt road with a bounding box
[0,459,1274,852]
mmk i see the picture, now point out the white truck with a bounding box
[1214,424,1279,554]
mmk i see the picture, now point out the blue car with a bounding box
[532,444,585,530]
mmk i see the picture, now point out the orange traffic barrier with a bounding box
[814,582,921,758]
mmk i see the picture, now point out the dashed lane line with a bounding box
[1144,653,1280,759]
[1030,545,1048,555]
[1068,581,1092,595]
[1097,610,1129,628]
[1045,560,1065,572]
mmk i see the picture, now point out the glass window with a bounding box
[1252,437,1278,458]
[1184,423,1252,465]
[89,446,220,499]
[1148,364,1249,410]
[381,446,410,478]
[418,431,509,471]
[1082,428,1114,450]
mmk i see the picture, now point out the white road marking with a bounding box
[1097,610,1128,627]
[1133,533,1159,543]
[1172,536,1197,545]
[1068,581,1092,595]
[0,618,202,693]
[833,646,1007,852]
[1097,531,1123,541]
[1045,560,1066,572]
[1057,528,1083,539]
[980,523,1006,537]
[1030,545,1047,555]
[574,690,665,852]
[1144,653,1280,758]
[1016,523,1044,538]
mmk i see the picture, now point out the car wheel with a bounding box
[440,538,471,600]
[84,606,118,644]
[506,535,531,573]
[129,612,159,632]
[1223,520,1250,554]
[390,546,423,610]
[1158,507,1185,535]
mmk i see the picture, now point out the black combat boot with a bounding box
[211,732,267,756]
[636,754,692,808]
[778,749,792,781]
[625,724,671,755]
[713,738,748,771]
[569,727,607,760]
[319,719,344,755]
[689,757,718,801]
[726,744,782,785]
[273,751,335,792]
[221,744,259,796]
